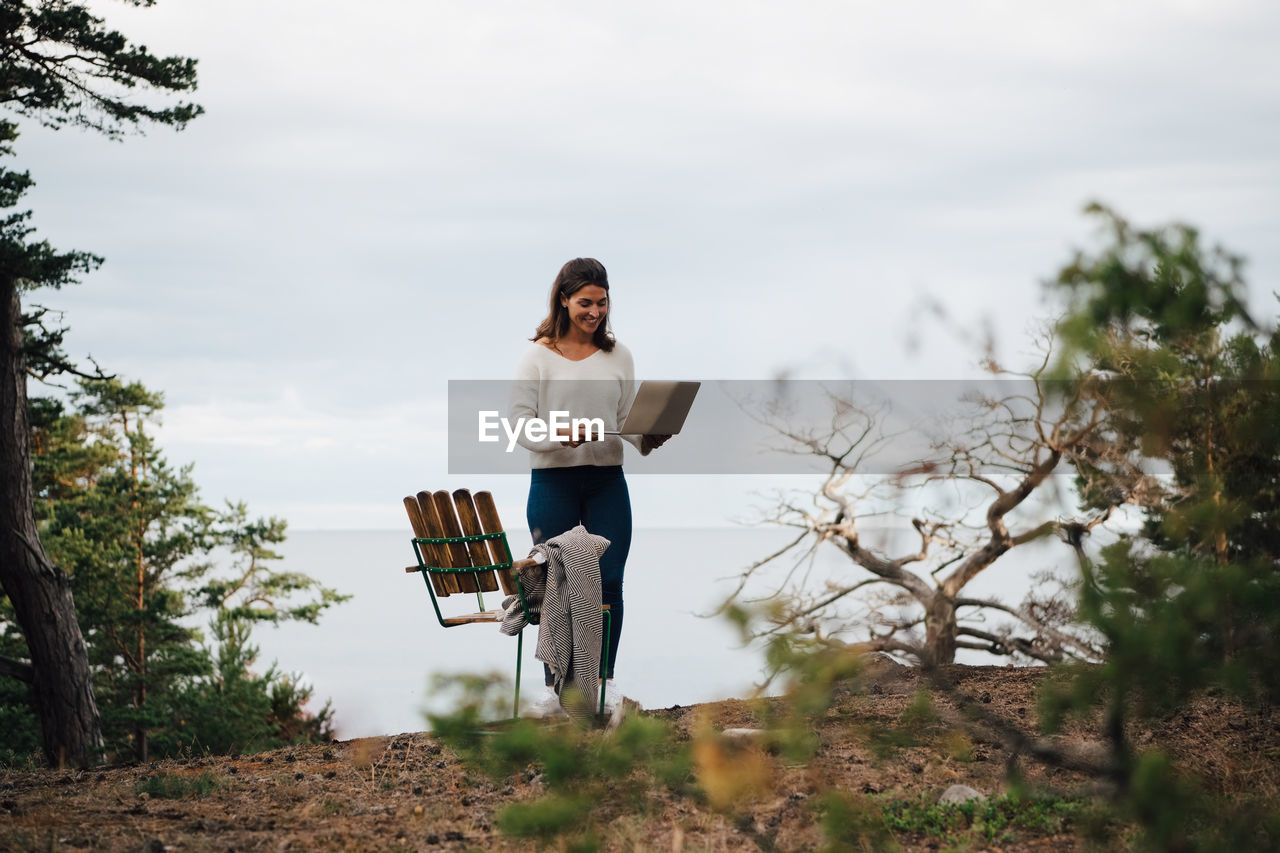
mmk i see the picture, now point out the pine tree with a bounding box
[4,379,347,763]
[1044,206,1280,847]
[0,120,104,766]
[1,1,201,767]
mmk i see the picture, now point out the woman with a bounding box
[509,257,668,717]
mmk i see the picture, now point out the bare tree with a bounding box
[724,355,1115,666]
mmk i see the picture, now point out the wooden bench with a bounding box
[402,488,609,718]
[402,488,532,621]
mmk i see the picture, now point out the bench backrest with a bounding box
[403,489,519,597]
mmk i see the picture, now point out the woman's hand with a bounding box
[642,434,671,452]
[556,426,598,448]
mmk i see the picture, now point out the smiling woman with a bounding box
[507,258,672,718]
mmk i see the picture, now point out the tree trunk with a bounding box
[0,277,103,768]
[923,592,957,666]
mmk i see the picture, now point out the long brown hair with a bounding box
[531,257,616,352]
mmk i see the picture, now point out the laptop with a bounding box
[604,380,701,435]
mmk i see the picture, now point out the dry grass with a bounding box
[0,664,1276,851]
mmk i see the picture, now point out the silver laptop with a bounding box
[605,380,700,435]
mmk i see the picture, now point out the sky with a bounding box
[14,0,1280,531]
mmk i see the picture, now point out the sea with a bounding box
[254,526,1061,739]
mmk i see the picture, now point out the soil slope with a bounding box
[1,661,1276,851]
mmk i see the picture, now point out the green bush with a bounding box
[496,794,592,840]
[134,770,225,799]
[875,793,1082,846]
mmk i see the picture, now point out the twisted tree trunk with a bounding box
[0,278,102,767]
[923,592,957,666]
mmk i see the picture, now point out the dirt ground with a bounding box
[2,659,1276,852]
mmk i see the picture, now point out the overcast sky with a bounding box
[16,0,1280,530]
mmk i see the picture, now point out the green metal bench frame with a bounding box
[407,526,612,718]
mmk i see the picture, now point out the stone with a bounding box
[938,784,986,805]
[721,728,766,739]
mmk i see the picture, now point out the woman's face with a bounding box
[561,285,608,339]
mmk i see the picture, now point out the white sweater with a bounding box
[509,341,647,468]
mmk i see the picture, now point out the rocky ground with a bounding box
[1,660,1276,851]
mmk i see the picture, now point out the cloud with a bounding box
[156,390,446,449]
[14,0,1280,527]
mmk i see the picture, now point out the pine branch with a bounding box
[0,654,34,683]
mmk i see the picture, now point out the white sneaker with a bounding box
[525,685,566,719]
[601,679,622,715]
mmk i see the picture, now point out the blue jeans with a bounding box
[527,465,631,684]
